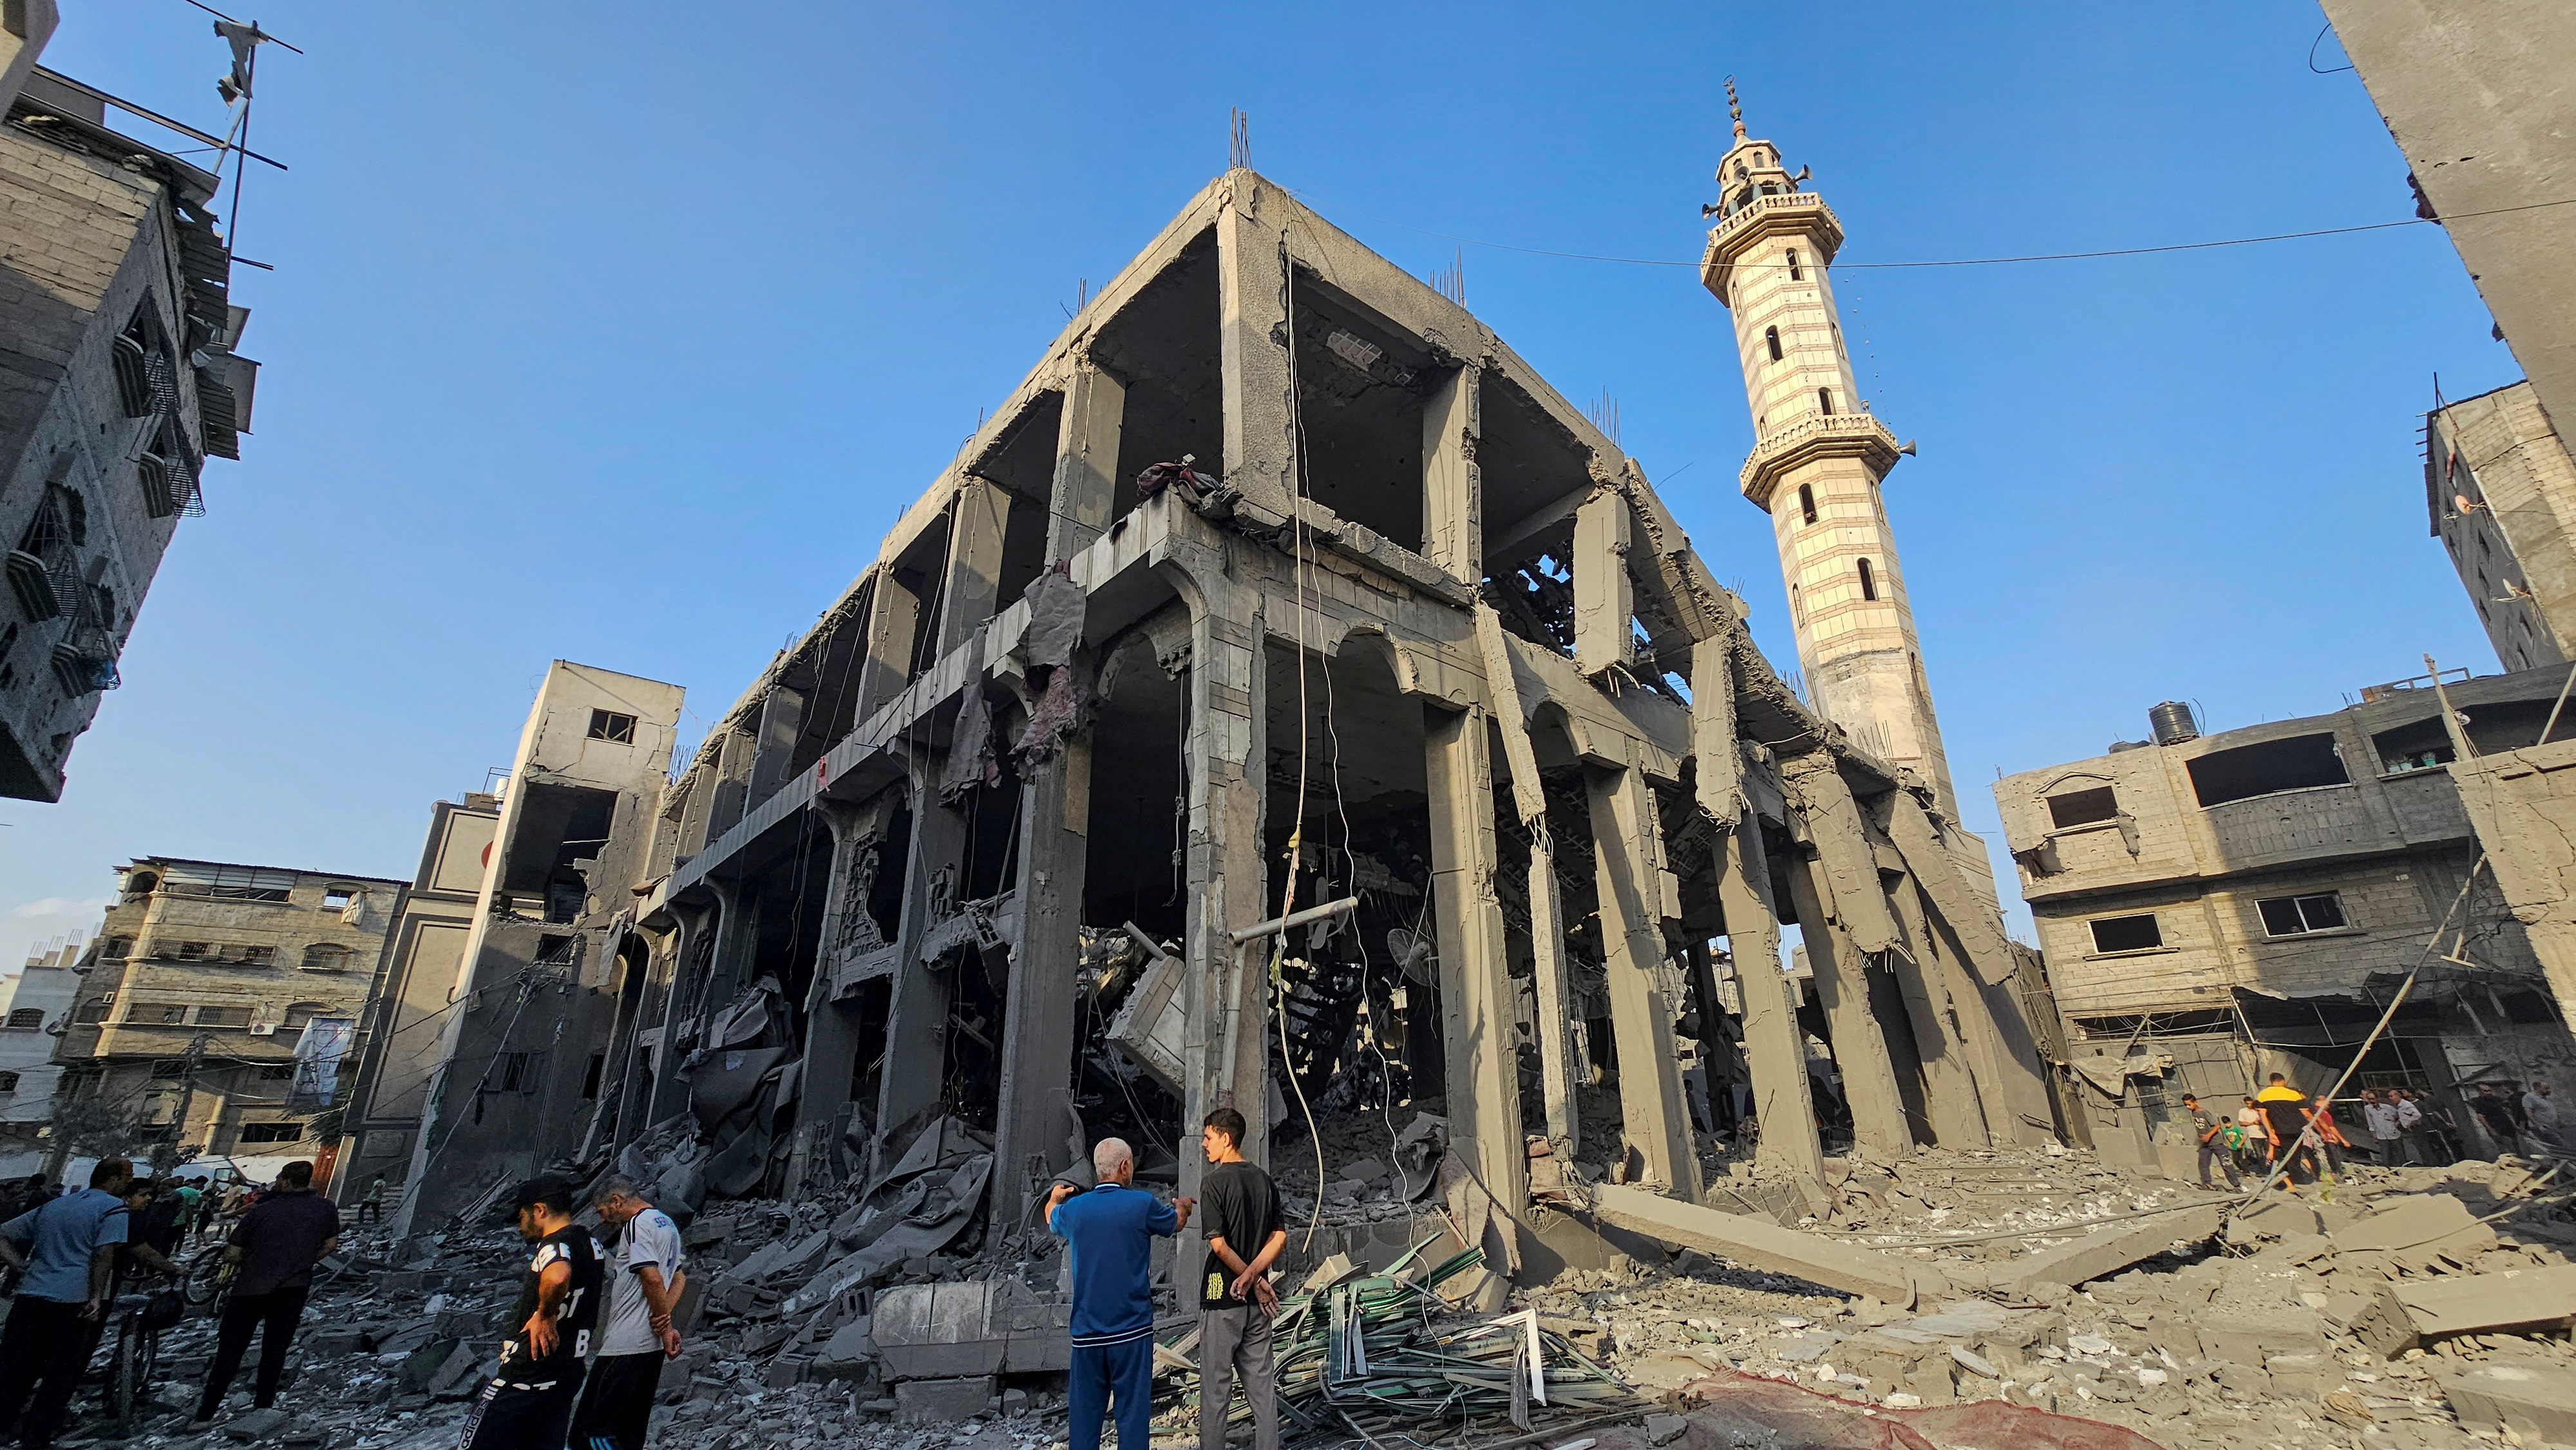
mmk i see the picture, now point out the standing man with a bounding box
[2392,1089,2429,1165]
[569,1176,686,1450]
[358,1176,387,1228]
[2360,1090,2405,1166]
[1197,1109,1284,1450]
[461,1176,604,1450]
[189,1160,341,1429]
[1047,1139,1193,1450]
[2471,1083,2524,1156]
[0,1158,176,1450]
[171,1178,204,1248]
[2522,1081,2562,1151]
[2181,1095,2239,1191]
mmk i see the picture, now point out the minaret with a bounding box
[1700,81,1962,822]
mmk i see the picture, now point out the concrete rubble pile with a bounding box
[85,1137,2576,1450]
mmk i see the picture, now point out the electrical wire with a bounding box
[1273,227,1330,1248]
[1330,195,2576,275]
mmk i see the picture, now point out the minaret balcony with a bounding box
[1738,411,1901,508]
[1701,192,1845,305]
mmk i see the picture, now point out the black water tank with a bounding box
[2149,701,2200,746]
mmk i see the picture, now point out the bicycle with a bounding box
[98,1284,186,1438]
[182,1244,237,1312]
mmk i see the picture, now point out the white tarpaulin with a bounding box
[289,1016,357,1113]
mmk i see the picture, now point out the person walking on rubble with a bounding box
[460,1176,604,1450]
[2303,1093,2352,1194]
[0,1158,178,1450]
[2257,1073,2311,1186]
[569,1176,687,1450]
[2182,1095,2240,1191]
[2235,1097,2268,1178]
[1048,1138,1194,1450]
[190,1159,342,1429]
[2522,1081,2562,1152]
[1197,1108,1285,1450]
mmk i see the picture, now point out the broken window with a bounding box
[2046,786,2119,829]
[102,936,132,957]
[281,1002,327,1030]
[587,709,638,744]
[238,1122,303,1144]
[150,1058,189,1078]
[1765,326,1783,362]
[535,934,577,965]
[1857,558,1877,601]
[0,1073,17,1093]
[2372,719,2454,775]
[2186,733,2349,807]
[2257,892,2347,937]
[1798,484,1817,525]
[2087,914,2163,954]
[322,886,355,908]
[497,1051,538,1092]
[74,999,106,1024]
[257,1064,295,1080]
[2501,990,2562,1025]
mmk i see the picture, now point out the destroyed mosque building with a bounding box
[374,169,2067,1266]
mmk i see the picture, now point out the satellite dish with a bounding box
[2456,493,2481,513]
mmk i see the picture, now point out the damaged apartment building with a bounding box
[379,164,2069,1272]
[1994,670,2576,1172]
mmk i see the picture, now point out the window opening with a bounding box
[2046,786,2119,829]
[587,710,638,744]
[0,1072,17,1093]
[1817,388,1835,416]
[299,943,354,972]
[2186,733,2350,806]
[2257,892,2348,936]
[1786,249,1803,280]
[194,1005,251,1027]
[6,1008,42,1028]
[2088,914,2163,954]
[238,1122,303,1144]
[1798,484,1817,525]
[322,887,354,908]
[1857,558,1878,601]
[1765,326,1783,362]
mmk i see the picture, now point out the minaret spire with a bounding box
[1697,82,1967,827]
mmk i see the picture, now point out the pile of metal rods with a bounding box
[1157,1238,1642,1446]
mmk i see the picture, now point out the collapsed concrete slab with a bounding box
[872,1279,1070,1379]
[2392,1263,2576,1337]
[1591,1184,1943,1306]
[1971,1205,2224,1292]
[2438,1362,2576,1445]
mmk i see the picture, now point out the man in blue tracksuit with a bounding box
[1047,1138,1193,1450]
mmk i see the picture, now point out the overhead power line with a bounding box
[1354,194,2576,275]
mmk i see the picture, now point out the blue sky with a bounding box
[0,1,2520,965]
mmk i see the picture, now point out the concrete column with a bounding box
[789,802,868,1191]
[1719,818,1824,1187]
[1573,487,1633,679]
[1050,363,1127,560]
[1691,636,1742,829]
[1472,605,1578,1151]
[940,478,1013,655]
[1885,874,1993,1149]
[992,730,1094,1228]
[1176,579,1265,1292]
[1784,856,1911,1160]
[878,760,961,1176]
[1217,174,1295,518]
[1422,362,1482,583]
[706,728,757,842]
[1424,702,1531,1229]
[1885,792,2058,1145]
[746,686,809,805]
[1683,938,1746,1127]
[855,568,922,725]
[1583,764,1699,1201]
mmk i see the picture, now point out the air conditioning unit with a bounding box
[248,1022,277,1036]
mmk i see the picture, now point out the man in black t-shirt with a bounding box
[461,1175,603,1450]
[1197,1108,1284,1450]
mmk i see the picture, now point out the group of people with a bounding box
[2183,1074,2565,1194]
[1045,1107,1287,1450]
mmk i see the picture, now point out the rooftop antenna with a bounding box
[1229,108,1251,171]
[195,5,299,250]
